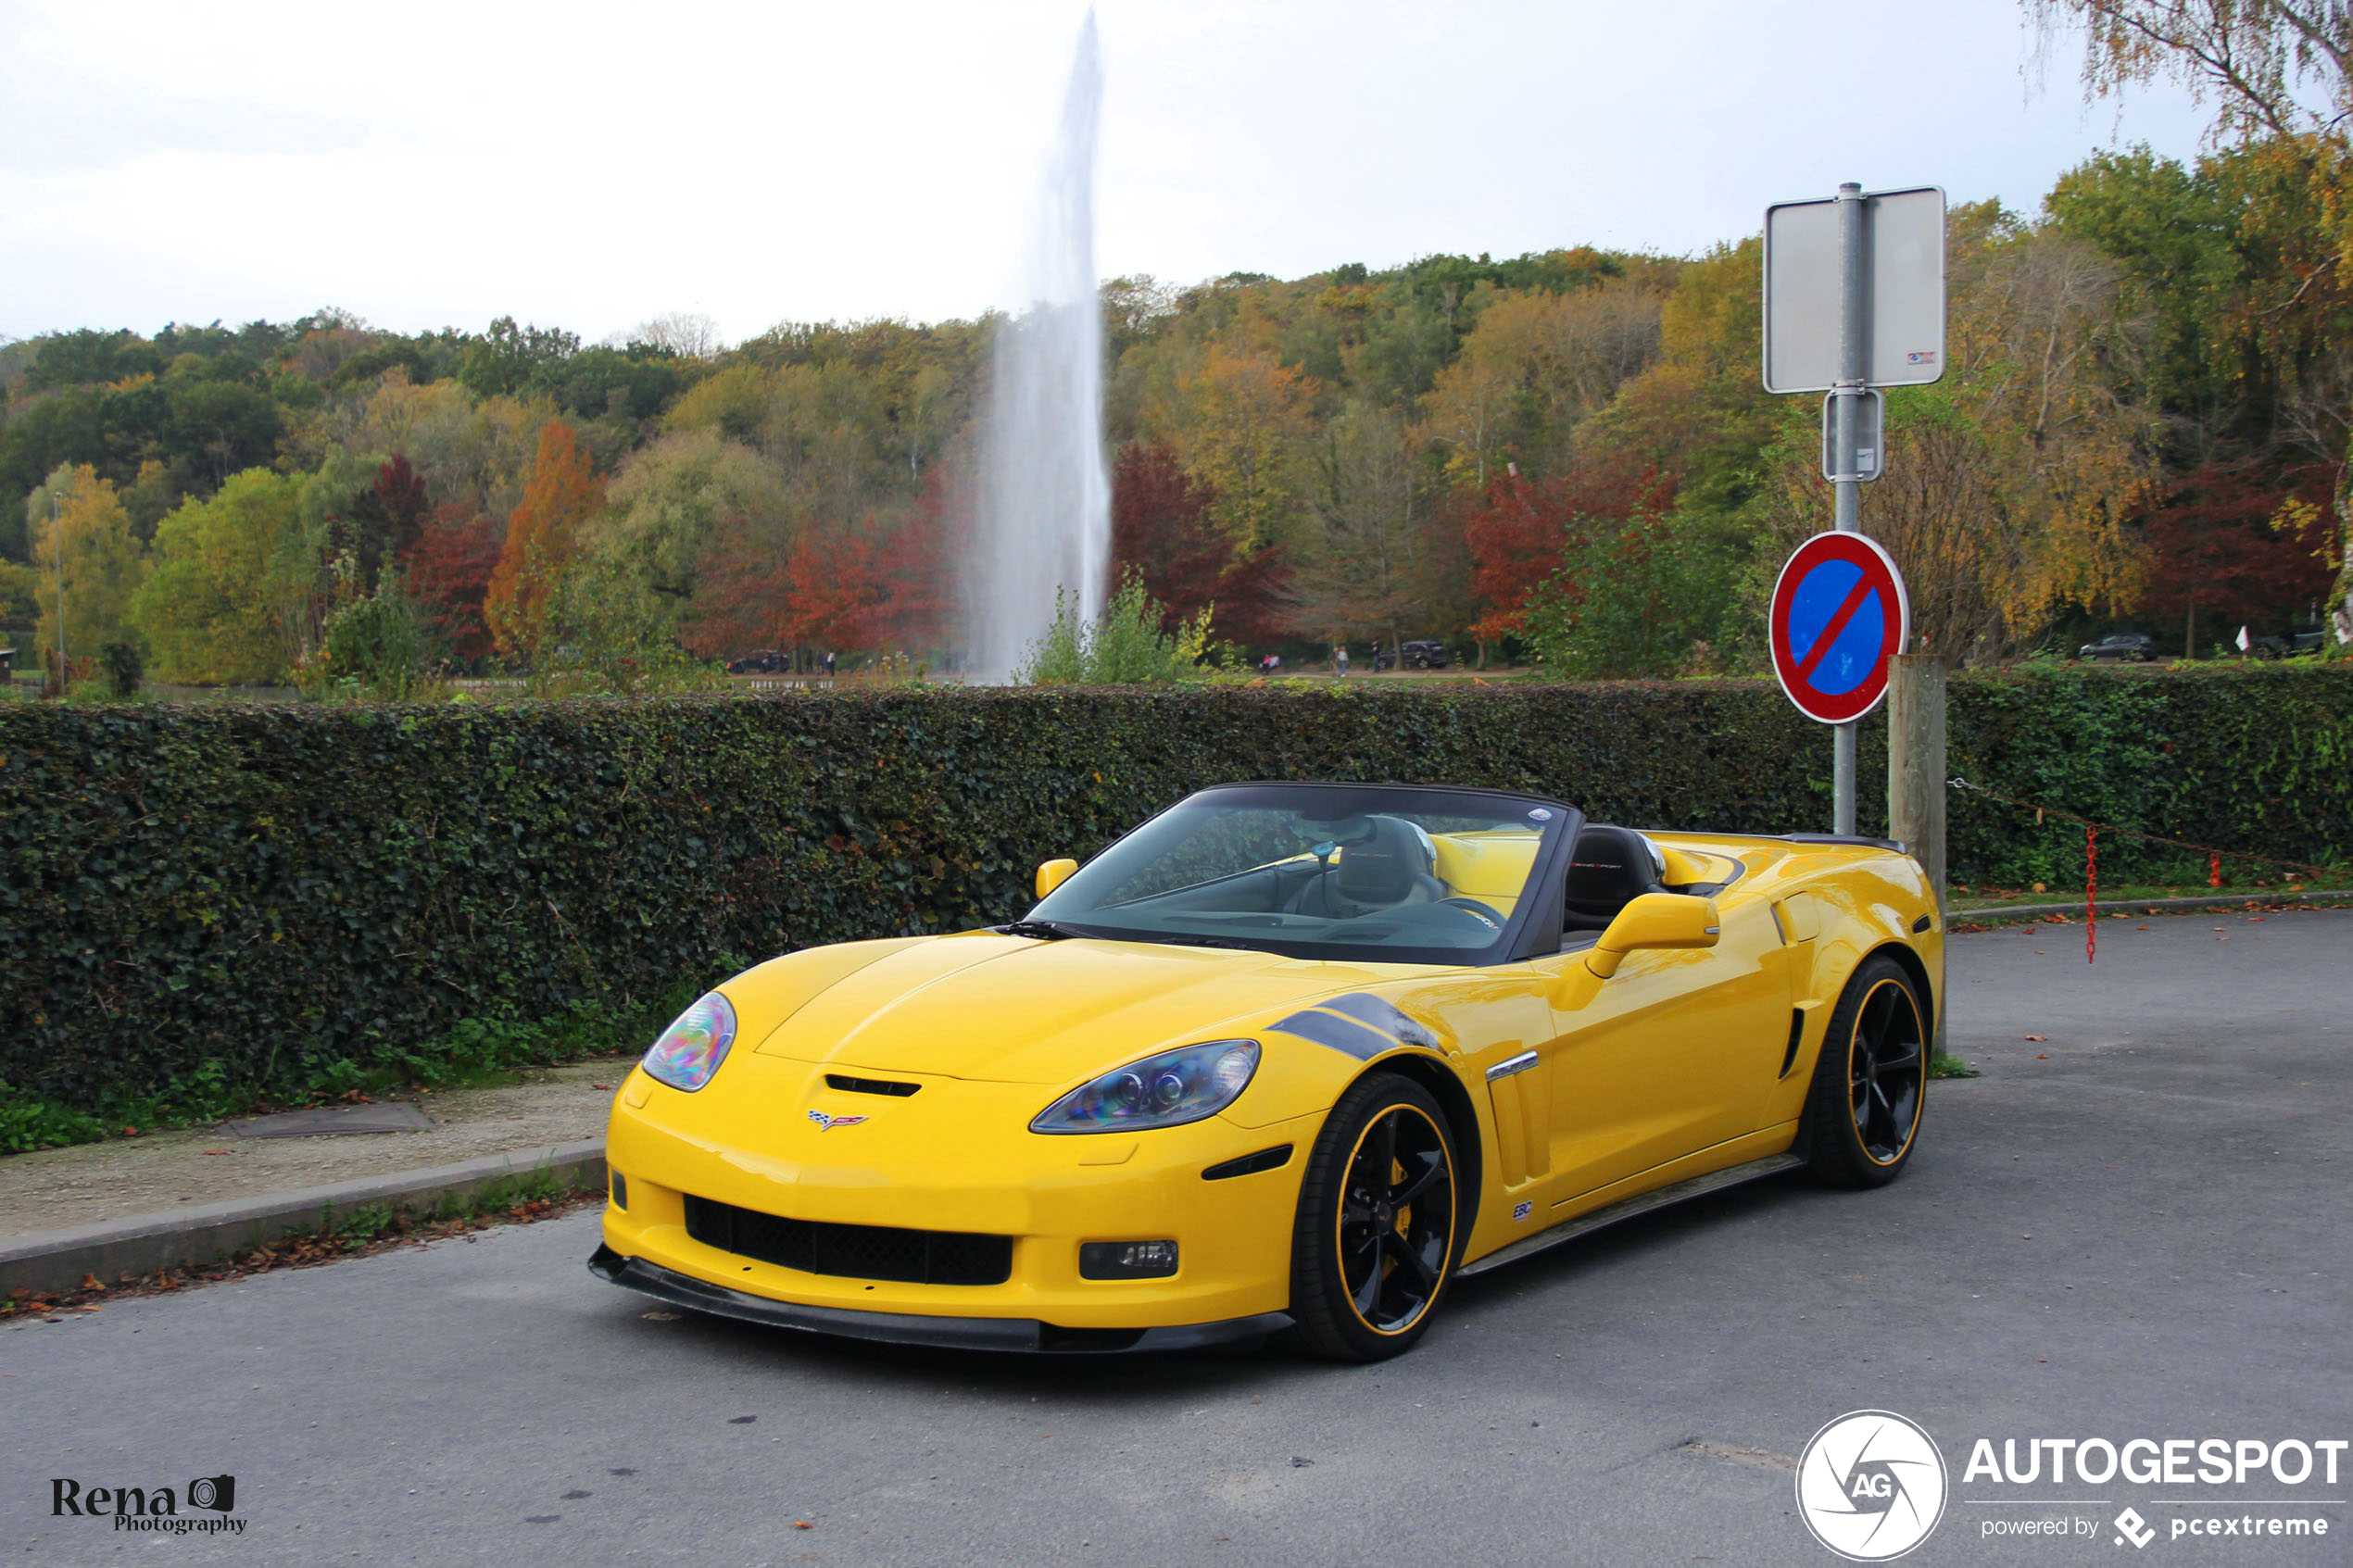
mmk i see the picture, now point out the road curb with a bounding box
[0,1139,606,1299]
[1948,890,2353,924]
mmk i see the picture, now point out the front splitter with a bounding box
[589,1246,1290,1354]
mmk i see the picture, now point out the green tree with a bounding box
[131,470,314,684]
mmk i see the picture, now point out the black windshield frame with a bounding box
[1023,782,1584,967]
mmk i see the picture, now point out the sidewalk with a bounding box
[0,1061,618,1241]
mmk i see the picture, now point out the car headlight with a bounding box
[1030,1039,1260,1134]
[641,991,736,1092]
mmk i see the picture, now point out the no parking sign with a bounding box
[1769,533,1909,724]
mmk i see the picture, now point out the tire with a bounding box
[1280,1073,1461,1361]
[1797,954,1929,1189]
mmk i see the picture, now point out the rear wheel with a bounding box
[1799,955,1928,1188]
[1281,1073,1459,1361]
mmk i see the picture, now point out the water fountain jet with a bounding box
[965,11,1108,677]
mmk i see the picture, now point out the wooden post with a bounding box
[1887,653,1948,1059]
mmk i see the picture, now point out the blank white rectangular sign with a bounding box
[1763,186,1945,393]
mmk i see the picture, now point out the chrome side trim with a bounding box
[1483,1049,1540,1082]
[1457,1152,1805,1277]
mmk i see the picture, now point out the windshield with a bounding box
[1026,784,1576,964]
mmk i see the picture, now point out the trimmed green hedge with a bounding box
[3,668,2347,1112]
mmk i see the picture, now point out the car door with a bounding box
[1528,898,1794,1207]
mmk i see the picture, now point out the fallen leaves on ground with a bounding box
[0,1189,599,1322]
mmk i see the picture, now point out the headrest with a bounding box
[1566,824,1665,917]
[1335,815,1435,906]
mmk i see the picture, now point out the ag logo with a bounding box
[1795,1410,1948,1562]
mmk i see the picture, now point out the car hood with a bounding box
[743,931,1407,1085]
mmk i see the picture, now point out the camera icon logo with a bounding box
[187,1475,236,1513]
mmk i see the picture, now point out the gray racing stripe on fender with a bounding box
[1268,1009,1394,1060]
[1319,992,1440,1049]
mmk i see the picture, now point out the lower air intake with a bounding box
[683,1194,1013,1286]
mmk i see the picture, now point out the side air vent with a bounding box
[1912,913,1933,934]
[1779,1010,1806,1080]
[824,1073,921,1098]
[1202,1145,1293,1182]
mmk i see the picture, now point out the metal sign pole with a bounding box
[1829,181,1866,836]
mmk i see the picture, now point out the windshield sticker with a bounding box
[1528,808,1554,821]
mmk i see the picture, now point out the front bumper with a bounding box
[601,1054,1320,1335]
[590,1245,1291,1353]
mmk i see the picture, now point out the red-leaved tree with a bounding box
[1110,441,1291,644]
[2135,460,2337,655]
[401,503,503,666]
[1461,455,1676,663]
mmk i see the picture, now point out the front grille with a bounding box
[683,1194,1013,1286]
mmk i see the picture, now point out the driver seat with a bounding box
[1290,815,1446,919]
[1562,824,1667,933]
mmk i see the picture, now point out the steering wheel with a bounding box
[1438,897,1506,930]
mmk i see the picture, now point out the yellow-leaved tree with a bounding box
[24,464,148,668]
[1754,204,2158,662]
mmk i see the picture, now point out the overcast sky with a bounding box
[0,0,2216,346]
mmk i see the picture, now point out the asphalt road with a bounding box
[5,909,2347,1567]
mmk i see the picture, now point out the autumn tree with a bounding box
[402,505,503,666]
[2033,0,2353,627]
[1290,402,1453,651]
[1754,208,2159,661]
[485,421,603,663]
[130,469,312,684]
[1421,276,1666,486]
[1460,456,1677,664]
[1157,345,1319,552]
[24,464,147,666]
[2137,460,2337,653]
[1108,441,1290,644]
[336,455,430,593]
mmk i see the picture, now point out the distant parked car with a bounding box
[2252,626,2324,659]
[2078,632,2157,662]
[727,650,786,674]
[1401,640,1451,670]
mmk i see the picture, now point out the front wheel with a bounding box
[1281,1073,1460,1361]
[1798,954,1929,1188]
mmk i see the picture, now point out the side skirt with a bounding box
[1456,1153,1805,1278]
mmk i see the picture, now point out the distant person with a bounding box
[824,651,836,678]
[1335,643,1349,677]
[1369,639,1383,672]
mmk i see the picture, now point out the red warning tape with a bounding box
[1947,778,2344,884]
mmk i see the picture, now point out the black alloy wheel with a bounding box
[1283,1073,1459,1361]
[1847,977,1925,1162]
[1800,954,1929,1188]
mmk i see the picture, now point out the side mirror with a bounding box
[1588,893,1720,978]
[1035,858,1079,899]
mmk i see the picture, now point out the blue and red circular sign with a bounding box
[1769,532,1910,724]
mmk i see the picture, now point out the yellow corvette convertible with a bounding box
[591,782,1941,1361]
